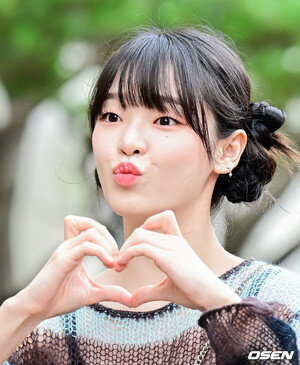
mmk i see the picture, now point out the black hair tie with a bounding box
[251,102,286,133]
[246,102,287,150]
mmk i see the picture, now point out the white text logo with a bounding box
[248,351,294,360]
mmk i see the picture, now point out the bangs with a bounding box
[89,28,214,161]
[113,37,186,118]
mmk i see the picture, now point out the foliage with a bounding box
[0,0,300,109]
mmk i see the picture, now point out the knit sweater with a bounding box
[4,257,300,364]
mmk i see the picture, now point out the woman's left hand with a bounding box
[114,210,242,312]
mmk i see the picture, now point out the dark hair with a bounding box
[88,24,300,214]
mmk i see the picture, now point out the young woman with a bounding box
[1,25,300,364]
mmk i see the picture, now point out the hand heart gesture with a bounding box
[115,210,241,312]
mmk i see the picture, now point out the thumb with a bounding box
[88,284,133,307]
[131,277,169,308]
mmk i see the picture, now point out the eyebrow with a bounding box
[104,92,182,107]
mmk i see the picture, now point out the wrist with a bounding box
[202,286,242,313]
[11,289,45,324]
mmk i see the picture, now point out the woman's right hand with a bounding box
[17,215,132,320]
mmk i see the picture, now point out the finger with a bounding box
[64,215,98,239]
[65,226,118,258]
[64,215,118,254]
[131,278,169,308]
[71,241,116,269]
[116,244,162,267]
[118,227,171,257]
[88,284,133,307]
[141,210,182,237]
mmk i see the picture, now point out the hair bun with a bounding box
[250,101,286,133]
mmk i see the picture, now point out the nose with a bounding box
[118,120,147,156]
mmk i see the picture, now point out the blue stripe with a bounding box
[244,268,281,297]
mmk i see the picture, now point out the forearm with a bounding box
[0,291,42,364]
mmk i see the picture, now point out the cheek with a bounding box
[92,126,111,174]
[92,127,99,153]
[161,132,208,174]
[154,133,209,203]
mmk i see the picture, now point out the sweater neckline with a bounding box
[90,257,256,319]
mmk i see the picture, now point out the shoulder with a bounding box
[243,259,300,322]
[256,259,300,295]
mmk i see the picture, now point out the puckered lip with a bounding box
[113,162,142,176]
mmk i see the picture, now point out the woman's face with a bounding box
[92,78,217,218]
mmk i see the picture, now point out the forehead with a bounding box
[102,69,184,115]
[103,91,182,107]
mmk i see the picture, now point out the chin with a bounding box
[106,197,143,216]
[108,200,156,219]
[104,189,174,218]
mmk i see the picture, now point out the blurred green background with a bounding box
[1,0,300,302]
[2,0,300,107]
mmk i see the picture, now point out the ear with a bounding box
[212,129,248,175]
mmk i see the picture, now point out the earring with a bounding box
[227,167,232,177]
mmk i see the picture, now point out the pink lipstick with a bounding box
[113,162,142,186]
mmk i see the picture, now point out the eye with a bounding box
[99,112,121,123]
[155,116,180,126]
